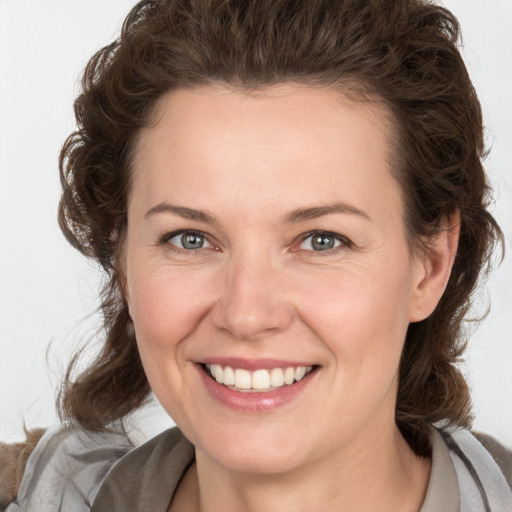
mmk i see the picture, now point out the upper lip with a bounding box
[198,357,316,371]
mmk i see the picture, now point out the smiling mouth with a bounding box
[203,363,316,392]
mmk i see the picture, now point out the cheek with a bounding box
[127,264,215,358]
[126,264,218,419]
[296,260,413,374]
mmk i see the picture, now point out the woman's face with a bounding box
[124,84,433,474]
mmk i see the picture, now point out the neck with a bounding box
[171,424,431,512]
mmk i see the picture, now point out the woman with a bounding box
[1,0,511,510]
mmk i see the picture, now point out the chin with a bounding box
[194,424,311,475]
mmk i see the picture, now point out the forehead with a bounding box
[135,83,395,160]
[130,84,402,222]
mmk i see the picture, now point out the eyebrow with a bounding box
[145,201,370,224]
[145,203,218,224]
[283,203,370,223]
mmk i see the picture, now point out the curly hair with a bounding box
[57,0,502,456]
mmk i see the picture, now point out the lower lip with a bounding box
[196,364,317,412]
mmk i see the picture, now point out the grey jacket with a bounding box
[4,423,512,511]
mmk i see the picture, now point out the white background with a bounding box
[1,0,511,445]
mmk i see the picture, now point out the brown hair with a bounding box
[57,0,502,455]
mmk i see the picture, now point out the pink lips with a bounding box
[196,360,317,412]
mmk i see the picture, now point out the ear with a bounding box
[409,212,460,322]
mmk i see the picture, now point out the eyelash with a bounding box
[157,229,353,255]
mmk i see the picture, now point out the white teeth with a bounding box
[284,367,295,385]
[252,369,270,390]
[223,366,235,386]
[205,364,314,391]
[270,368,285,387]
[294,366,306,381]
[234,368,252,389]
[212,364,223,383]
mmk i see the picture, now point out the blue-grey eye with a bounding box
[168,231,211,250]
[300,233,341,251]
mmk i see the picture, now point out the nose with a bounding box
[211,254,293,341]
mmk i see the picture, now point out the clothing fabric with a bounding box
[4,423,512,512]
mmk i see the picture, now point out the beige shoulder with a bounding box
[0,428,46,508]
[474,431,512,488]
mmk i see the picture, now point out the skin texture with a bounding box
[123,84,459,511]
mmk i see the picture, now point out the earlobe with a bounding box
[409,212,460,322]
